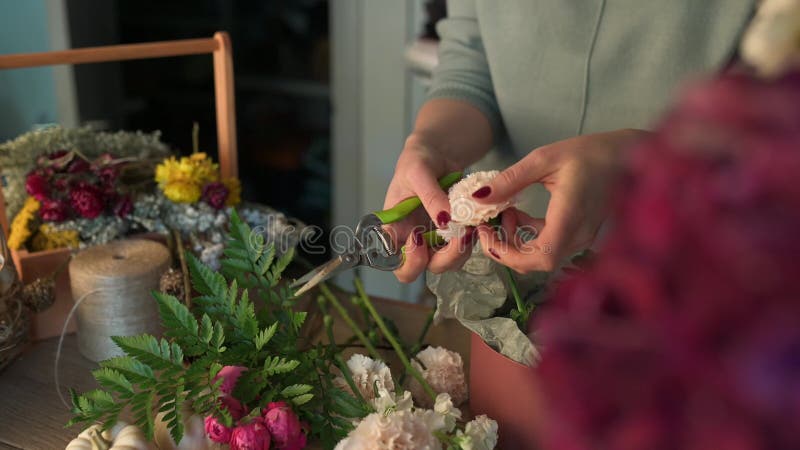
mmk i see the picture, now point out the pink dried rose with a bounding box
[25,171,50,201]
[230,418,272,450]
[45,150,71,171]
[216,365,247,395]
[204,415,233,444]
[263,401,306,450]
[96,166,119,187]
[69,183,104,219]
[66,158,90,174]
[113,195,133,218]
[202,182,230,210]
[39,199,70,222]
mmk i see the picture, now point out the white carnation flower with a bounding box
[333,354,394,401]
[371,388,413,415]
[437,171,515,242]
[409,346,468,408]
[741,0,800,77]
[433,393,461,433]
[454,415,499,450]
[334,409,444,450]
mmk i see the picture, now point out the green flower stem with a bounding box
[373,172,463,224]
[318,296,371,407]
[319,283,382,361]
[401,310,434,386]
[354,278,437,403]
[504,267,527,322]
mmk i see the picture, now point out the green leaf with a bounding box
[281,384,313,398]
[111,335,183,371]
[100,357,155,383]
[263,356,300,376]
[187,251,227,299]
[233,289,258,340]
[270,247,294,282]
[199,314,214,344]
[92,368,134,395]
[291,393,314,406]
[254,322,278,351]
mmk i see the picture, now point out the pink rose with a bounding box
[69,183,104,219]
[221,395,247,421]
[216,365,247,395]
[39,199,70,222]
[204,415,233,443]
[25,171,50,201]
[263,402,306,450]
[230,419,271,450]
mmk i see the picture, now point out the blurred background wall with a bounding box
[0,0,445,301]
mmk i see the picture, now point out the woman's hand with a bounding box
[474,129,650,273]
[384,137,477,282]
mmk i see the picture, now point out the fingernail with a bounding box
[412,230,424,247]
[461,227,476,246]
[436,211,451,227]
[488,248,501,259]
[472,186,491,198]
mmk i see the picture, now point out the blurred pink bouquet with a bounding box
[535,72,800,450]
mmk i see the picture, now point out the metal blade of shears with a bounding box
[290,253,359,297]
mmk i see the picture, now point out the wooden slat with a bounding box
[212,32,238,179]
[0,37,218,69]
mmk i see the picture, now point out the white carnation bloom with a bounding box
[433,393,461,433]
[409,346,468,408]
[741,0,800,77]
[455,415,499,450]
[334,409,444,450]
[371,388,413,415]
[437,171,515,242]
[333,354,394,401]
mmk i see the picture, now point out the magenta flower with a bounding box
[39,199,70,222]
[25,171,50,201]
[204,415,233,444]
[215,365,247,395]
[69,183,104,219]
[262,402,306,449]
[202,182,229,210]
[535,72,800,450]
[230,418,272,450]
[220,395,247,421]
[112,195,133,218]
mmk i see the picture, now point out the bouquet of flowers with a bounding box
[67,212,497,450]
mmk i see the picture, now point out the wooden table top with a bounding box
[0,295,470,450]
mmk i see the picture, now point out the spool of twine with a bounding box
[69,239,171,362]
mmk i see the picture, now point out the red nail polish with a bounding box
[488,248,501,259]
[436,211,451,227]
[472,186,491,198]
[413,230,424,247]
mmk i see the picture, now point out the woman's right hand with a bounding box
[384,136,477,282]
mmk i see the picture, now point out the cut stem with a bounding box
[504,267,527,323]
[319,283,381,361]
[354,278,437,403]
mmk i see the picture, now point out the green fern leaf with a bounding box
[280,384,313,397]
[92,368,134,395]
[100,357,155,383]
[187,251,227,299]
[111,335,183,371]
[263,356,300,376]
[291,393,314,406]
[254,322,278,351]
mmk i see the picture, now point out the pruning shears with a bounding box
[290,172,463,296]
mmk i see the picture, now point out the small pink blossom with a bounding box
[230,418,272,450]
[204,415,233,443]
[262,402,306,449]
[221,395,247,421]
[216,365,247,395]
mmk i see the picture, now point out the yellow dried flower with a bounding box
[222,177,242,206]
[163,180,202,203]
[8,197,41,250]
[30,223,79,252]
[184,152,219,184]
[155,156,194,187]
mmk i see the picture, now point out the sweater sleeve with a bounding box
[427,0,504,138]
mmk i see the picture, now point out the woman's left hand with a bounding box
[473,128,650,273]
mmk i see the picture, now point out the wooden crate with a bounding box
[0,33,239,340]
